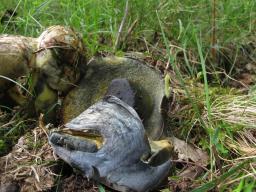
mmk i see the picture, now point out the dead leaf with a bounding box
[178,166,204,179]
[168,137,209,166]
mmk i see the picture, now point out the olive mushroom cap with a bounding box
[49,96,171,192]
[63,56,166,140]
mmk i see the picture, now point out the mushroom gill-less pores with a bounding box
[49,95,172,192]
[0,25,86,119]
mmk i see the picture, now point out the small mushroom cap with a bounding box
[37,25,85,62]
[36,26,87,92]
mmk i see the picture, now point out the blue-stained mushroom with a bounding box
[49,96,171,192]
[63,56,166,140]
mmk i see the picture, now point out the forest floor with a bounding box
[0,0,256,192]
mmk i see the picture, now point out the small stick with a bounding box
[39,113,49,138]
[211,0,217,63]
[123,19,138,43]
[171,159,210,172]
[114,0,129,51]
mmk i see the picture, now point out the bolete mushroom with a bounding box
[63,56,166,140]
[0,27,173,191]
[50,57,173,191]
[0,25,86,120]
[49,95,172,192]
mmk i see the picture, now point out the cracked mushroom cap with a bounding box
[37,25,85,65]
[35,25,87,92]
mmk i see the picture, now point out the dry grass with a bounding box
[0,126,56,191]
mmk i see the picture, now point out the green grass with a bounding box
[0,107,36,156]
[1,0,256,191]
[1,0,255,54]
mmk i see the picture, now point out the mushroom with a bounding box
[49,95,172,192]
[63,56,166,140]
[50,74,172,191]
[0,25,86,120]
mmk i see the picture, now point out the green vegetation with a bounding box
[1,0,255,53]
[0,107,36,156]
[1,0,256,191]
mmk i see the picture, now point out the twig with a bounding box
[211,0,217,62]
[114,0,129,51]
[0,120,16,128]
[224,173,256,186]
[206,70,249,89]
[171,159,210,172]
[143,37,150,53]
[39,114,49,138]
[123,18,138,43]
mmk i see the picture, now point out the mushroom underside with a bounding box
[50,96,172,192]
[50,56,172,191]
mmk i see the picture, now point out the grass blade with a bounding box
[191,160,251,192]
[0,75,33,96]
